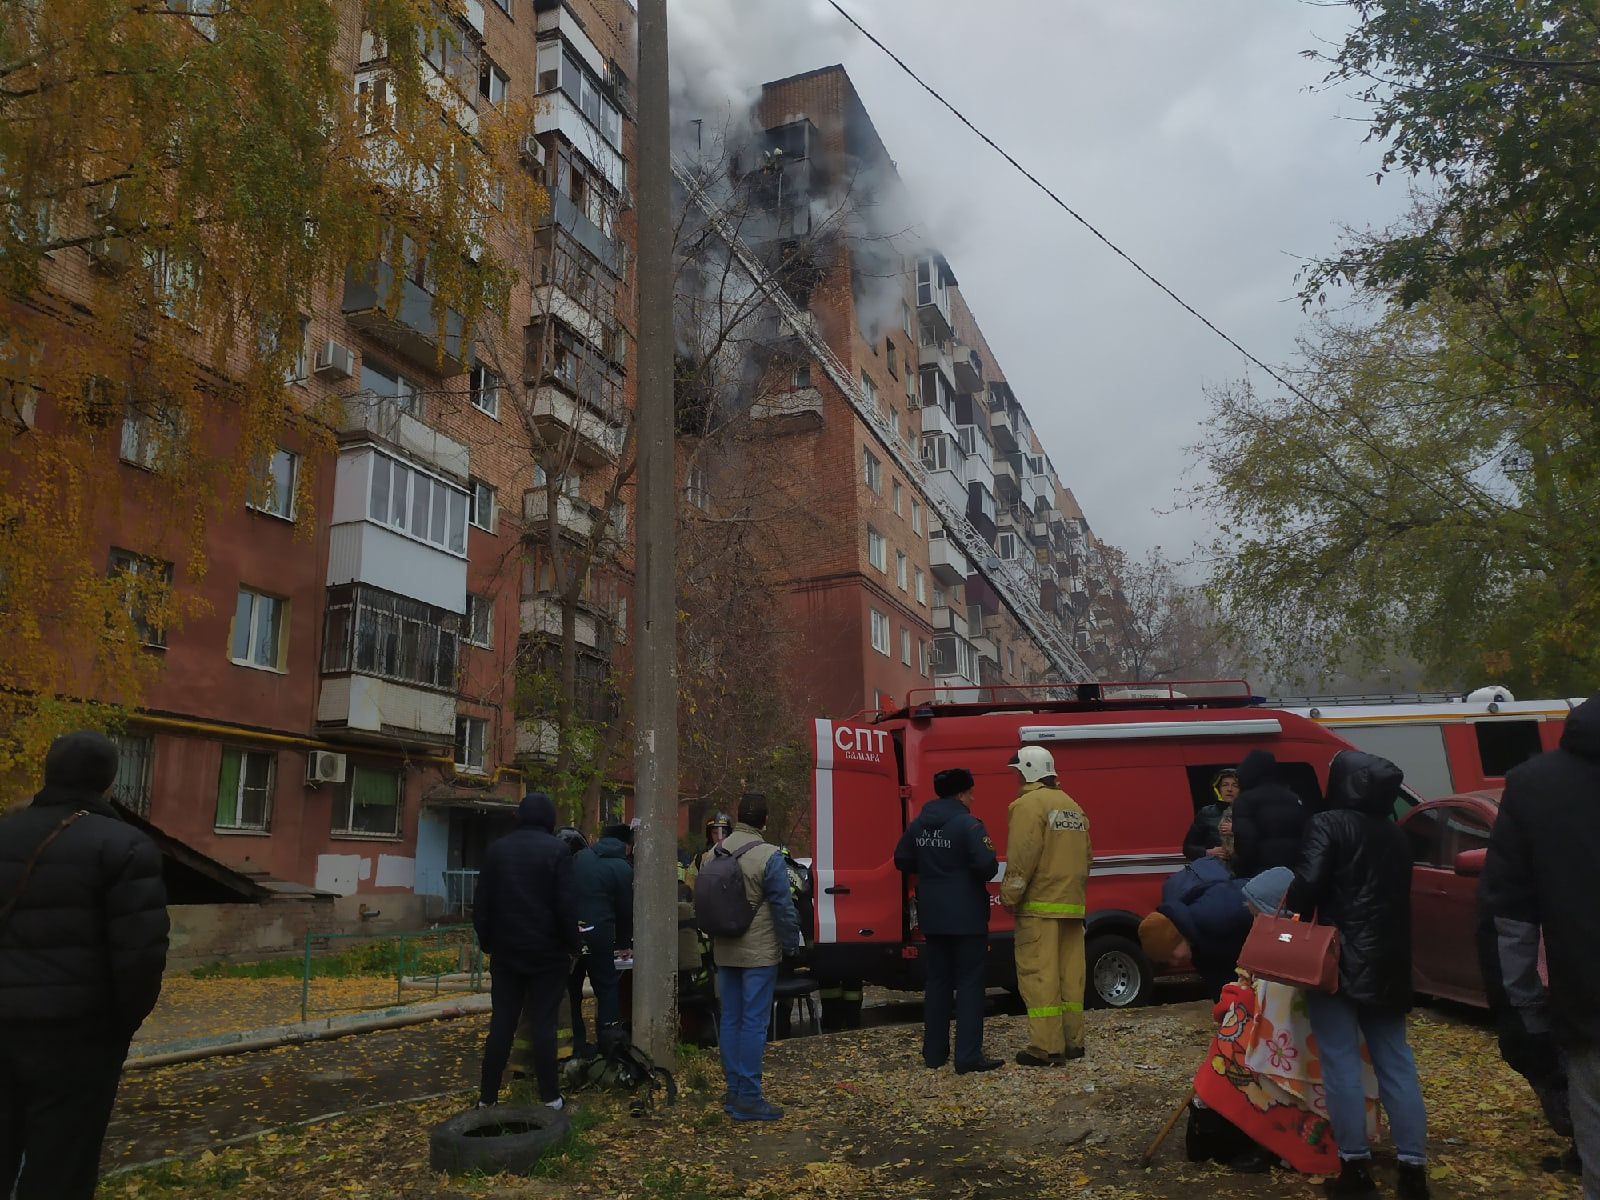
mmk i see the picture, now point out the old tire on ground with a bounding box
[428,1104,571,1176]
[1085,933,1153,1009]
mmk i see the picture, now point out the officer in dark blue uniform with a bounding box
[894,767,1002,1073]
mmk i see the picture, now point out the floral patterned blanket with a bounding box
[1192,975,1379,1174]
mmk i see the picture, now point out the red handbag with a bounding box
[1237,894,1340,993]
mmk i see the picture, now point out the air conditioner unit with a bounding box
[306,750,348,786]
[314,339,356,380]
[519,135,545,170]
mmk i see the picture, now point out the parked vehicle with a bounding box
[1398,789,1501,1007]
[805,680,1380,1013]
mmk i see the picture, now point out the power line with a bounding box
[823,0,1313,405]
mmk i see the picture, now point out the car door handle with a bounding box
[825,886,851,895]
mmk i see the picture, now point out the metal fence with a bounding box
[299,924,486,1023]
[442,869,479,915]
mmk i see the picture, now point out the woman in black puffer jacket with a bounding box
[1288,750,1429,1200]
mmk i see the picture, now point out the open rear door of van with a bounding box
[811,718,906,947]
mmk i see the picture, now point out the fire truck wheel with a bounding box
[428,1104,570,1176]
[1085,934,1152,1009]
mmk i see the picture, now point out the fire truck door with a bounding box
[812,718,905,945]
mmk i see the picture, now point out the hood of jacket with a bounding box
[1324,749,1404,816]
[1236,748,1277,791]
[1560,693,1600,761]
[517,792,557,831]
[591,835,628,859]
[918,795,971,824]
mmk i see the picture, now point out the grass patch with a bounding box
[527,1104,605,1180]
[189,939,471,981]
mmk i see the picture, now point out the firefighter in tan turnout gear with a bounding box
[1001,744,1092,1066]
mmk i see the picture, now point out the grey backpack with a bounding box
[693,840,759,937]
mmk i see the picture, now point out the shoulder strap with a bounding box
[0,809,90,927]
[717,840,758,862]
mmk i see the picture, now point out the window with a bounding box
[932,585,946,609]
[107,549,172,647]
[120,405,181,471]
[900,626,912,666]
[231,588,285,670]
[455,716,488,774]
[334,765,403,837]
[215,747,274,831]
[869,608,890,655]
[367,452,469,555]
[911,501,922,535]
[283,315,311,383]
[892,479,903,516]
[886,338,898,378]
[685,465,710,511]
[468,477,497,532]
[465,593,493,648]
[904,364,916,403]
[360,361,421,414]
[867,527,887,572]
[1406,803,1492,868]
[322,584,459,690]
[1007,647,1016,675]
[895,551,908,590]
[918,638,930,678]
[143,247,199,322]
[860,371,880,414]
[248,447,298,520]
[1474,721,1544,778]
[862,448,881,494]
[902,299,913,337]
[915,567,927,604]
[791,362,811,389]
[110,733,154,816]
[469,363,502,418]
[998,532,1018,560]
[479,57,509,107]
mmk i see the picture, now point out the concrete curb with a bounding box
[126,992,493,1070]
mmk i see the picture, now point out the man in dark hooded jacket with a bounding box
[894,767,1000,1073]
[1478,692,1600,1200]
[0,730,169,1200]
[1288,750,1428,1200]
[475,792,580,1110]
[1229,748,1307,877]
[568,823,634,1055]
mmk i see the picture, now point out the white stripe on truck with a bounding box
[1018,718,1283,743]
[813,718,837,943]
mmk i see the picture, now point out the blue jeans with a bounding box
[1306,991,1427,1164]
[718,964,778,1104]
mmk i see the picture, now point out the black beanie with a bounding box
[934,767,975,798]
[44,731,120,793]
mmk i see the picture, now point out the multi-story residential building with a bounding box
[675,65,1119,722]
[2,0,639,925]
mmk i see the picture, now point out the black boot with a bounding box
[1396,1161,1429,1200]
[1325,1158,1378,1198]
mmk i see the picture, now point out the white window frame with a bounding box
[869,607,890,656]
[120,405,181,471]
[895,551,908,591]
[911,501,922,535]
[861,371,880,415]
[108,548,173,647]
[901,626,912,666]
[215,746,274,832]
[892,479,903,516]
[685,465,710,511]
[469,363,502,419]
[468,477,498,533]
[862,447,881,494]
[867,527,887,573]
[465,592,493,648]
[231,587,286,671]
[248,447,298,521]
[915,567,927,605]
[367,452,469,557]
[455,715,489,774]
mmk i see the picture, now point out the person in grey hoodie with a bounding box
[569,823,634,1055]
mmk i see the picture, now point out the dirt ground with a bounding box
[109,998,1581,1200]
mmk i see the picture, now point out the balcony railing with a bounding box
[749,386,823,431]
[337,391,470,481]
[527,386,626,465]
[540,190,622,276]
[343,260,466,375]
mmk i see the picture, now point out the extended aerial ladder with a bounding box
[674,163,1096,682]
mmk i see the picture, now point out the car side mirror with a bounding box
[1454,848,1488,878]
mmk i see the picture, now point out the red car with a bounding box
[1398,790,1500,1007]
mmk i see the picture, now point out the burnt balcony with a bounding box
[749,386,823,432]
[343,260,466,375]
[989,406,1019,454]
[953,344,983,393]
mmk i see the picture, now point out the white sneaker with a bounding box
[544,1096,565,1110]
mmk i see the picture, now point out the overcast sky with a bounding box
[668,0,1413,573]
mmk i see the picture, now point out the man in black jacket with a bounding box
[1230,748,1307,877]
[0,730,169,1200]
[1289,750,1428,1200]
[1479,693,1600,1200]
[475,792,580,1110]
[894,767,1001,1074]
[569,823,634,1055]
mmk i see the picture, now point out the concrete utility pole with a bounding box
[630,0,679,1067]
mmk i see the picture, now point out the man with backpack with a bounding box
[694,792,800,1121]
[894,766,1001,1073]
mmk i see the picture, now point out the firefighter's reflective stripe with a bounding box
[813,718,838,943]
[1019,901,1086,915]
[1027,1004,1062,1018]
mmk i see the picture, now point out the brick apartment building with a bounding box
[2,0,640,923]
[680,66,1124,722]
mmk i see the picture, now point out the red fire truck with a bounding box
[805,680,1390,1013]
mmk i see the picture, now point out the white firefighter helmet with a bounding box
[1009,744,1057,783]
